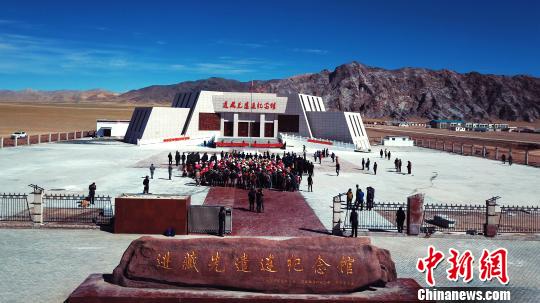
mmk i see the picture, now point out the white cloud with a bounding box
[0,32,279,77]
[293,48,328,54]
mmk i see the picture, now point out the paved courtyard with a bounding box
[0,139,539,302]
[0,229,538,302]
[0,138,539,231]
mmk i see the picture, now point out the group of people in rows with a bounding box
[156,150,318,192]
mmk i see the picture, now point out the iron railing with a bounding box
[342,202,407,231]
[0,193,32,221]
[499,206,540,233]
[43,194,113,224]
[188,205,232,234]
[422,203,486,233]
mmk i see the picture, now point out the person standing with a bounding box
[168,152,173,165]
[346,188,353,210]
[355,185,361,207]
[248,187,256,212]
[398,159,402,173]
[501,154,506,164]
[307,174,313,192]
[336,162,341,176]
[373,162,377,175]
[357,188,365,211]
[143,176,150,194]
[218,207,226,237]
[181,152,186,166]
[396,207,406,233]
[175,151,180,166]
[387,151,391,160]
[508,154,513,166]
[384,149,388,158]
[366,186,374,210]
[168,164,173,180]
[331,152,335,163]
[149,164,155,179]
[256,188,264,213]
[350,208,358,237]
[380,149,383,158]
[366,158,370,171]
[361,158,365,170]
[407,161,412,174]
[88,182,96,205]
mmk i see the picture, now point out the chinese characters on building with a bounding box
[417,246,509,286]
[222,101,277,111]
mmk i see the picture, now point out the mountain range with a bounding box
[1,61,539,122]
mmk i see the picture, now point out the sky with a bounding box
[0,0,539,92]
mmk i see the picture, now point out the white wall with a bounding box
[96,121,129,137]
[306,111,371,151]
[140,107,191,142]
[383,137,414,147]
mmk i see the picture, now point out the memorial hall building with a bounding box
[124,91,371,150]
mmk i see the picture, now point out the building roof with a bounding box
[429,119,465,123]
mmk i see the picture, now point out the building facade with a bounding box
[124,91,371,150]
[96,119,130,138]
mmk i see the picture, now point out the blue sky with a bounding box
[0,0,539,92]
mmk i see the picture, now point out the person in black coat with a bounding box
[143,176,150,194]
[256,188,264,213]
[407,161,412,174]
[248,187,256,212]
[373,162,377,175]
[396,207,406,233]
[350,208,359,237]
[218,207,226,237]
[168,152,173,165]
[175,151,180,166]
[88,182,96,205]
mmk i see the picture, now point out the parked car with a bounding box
[10,131,27,139]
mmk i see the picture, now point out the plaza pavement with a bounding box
[0,229,538,302]
[1,139,539,301]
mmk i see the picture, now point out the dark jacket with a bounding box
[396,209,406,223]
[350,211,358,225]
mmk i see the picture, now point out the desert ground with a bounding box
[366,126,540,166]
[0,102,137,137]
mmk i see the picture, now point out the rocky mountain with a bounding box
[0,89,118,103]
[2,61,539,121]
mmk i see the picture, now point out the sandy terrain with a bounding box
[0,102,137,137]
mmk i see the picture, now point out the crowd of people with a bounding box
[171,150,317,192]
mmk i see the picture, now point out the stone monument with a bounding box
[67,236,424,302]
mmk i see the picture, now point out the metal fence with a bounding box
[0,193,32,221]
[43,194,113,224]
[0,130,96,149]
[422,203,486,233]
[342,202,406,231]
[188,205,232,234]
[499,206,540,233]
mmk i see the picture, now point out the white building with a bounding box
[382,136,414,147]
[124,91,371,150]
[96,119,130,138]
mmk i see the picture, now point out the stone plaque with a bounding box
[112,236,397,294]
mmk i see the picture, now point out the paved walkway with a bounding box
[0,230,538,303]
[204,187,327,236]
